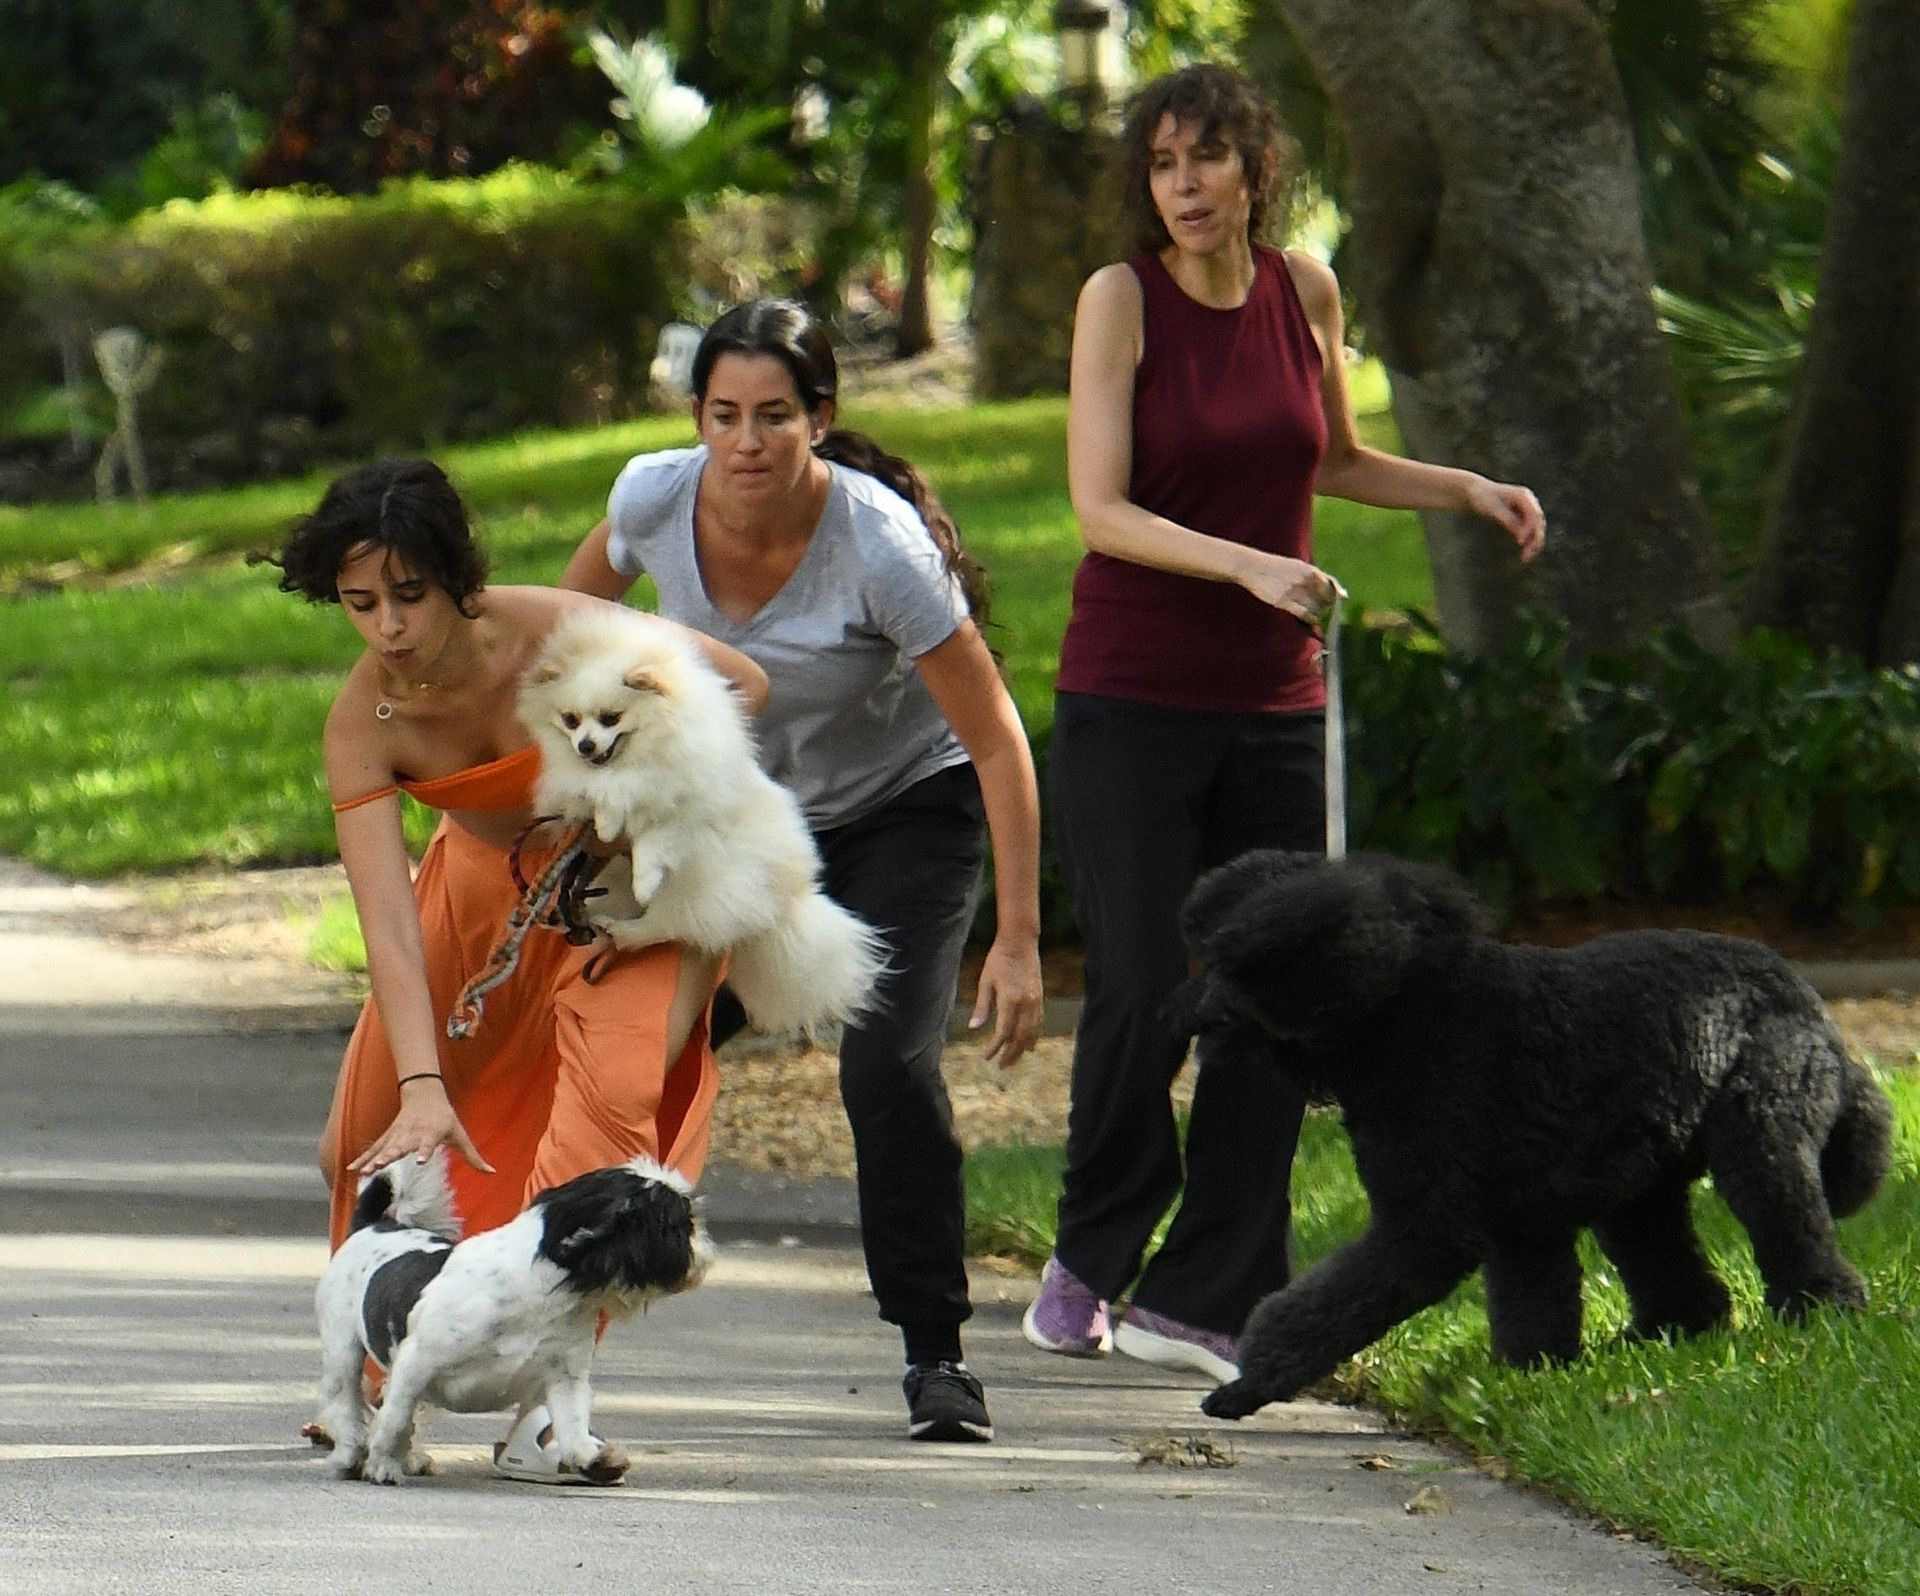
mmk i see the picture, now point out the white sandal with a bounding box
[490,1406,628,1486]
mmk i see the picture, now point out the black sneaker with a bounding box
[902,1361,994,1443]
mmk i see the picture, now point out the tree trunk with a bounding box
[1269,0,1733,657]
[664,0,704,72]
[895,32,940,359]
[1745,0,1920,665]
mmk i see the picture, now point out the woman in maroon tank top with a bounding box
[1024,64,1546,1385]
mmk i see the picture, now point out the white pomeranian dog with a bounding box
[518,607,887,1035]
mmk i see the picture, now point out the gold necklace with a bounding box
[374,673,454,721]
[371,628,482,720]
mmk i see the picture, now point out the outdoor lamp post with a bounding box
[1055,0,1110,105]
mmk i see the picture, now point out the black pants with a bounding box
[1049,691,1322,1336]
[713,763,986,1335]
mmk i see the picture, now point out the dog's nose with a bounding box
[575,737,597,758]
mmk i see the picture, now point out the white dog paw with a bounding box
[594,916,650,949]
[329,1448,368,1480]
[404,1450,436,1477]
[361,1453,408,1486]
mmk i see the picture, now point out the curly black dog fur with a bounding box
[1170,850,1894,1421]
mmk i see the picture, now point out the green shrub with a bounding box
[0,180,106,421]
[984,613,1920,949]
[1347,611,1920,925]
[2,167,685,481]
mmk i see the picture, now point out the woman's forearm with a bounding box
[360,916,445,1080]
[1072,492,1266,587]
[1314,445,1479,512]
[971,736,1042,943]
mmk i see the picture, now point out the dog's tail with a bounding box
[347,1149,463,1242]
[1822,1058,1896,1219]
[725,892,889,1038]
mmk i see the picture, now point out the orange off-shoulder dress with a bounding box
[323,746,719,1249]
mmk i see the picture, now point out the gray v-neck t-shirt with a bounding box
[605,446,971,830]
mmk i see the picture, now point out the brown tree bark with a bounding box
[1744,0,1920,664]
[1269,0,1733,656]
[895,32,941,359]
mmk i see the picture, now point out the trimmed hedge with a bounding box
[1,167,684,486]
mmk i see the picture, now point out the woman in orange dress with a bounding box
[261,457,767,1478]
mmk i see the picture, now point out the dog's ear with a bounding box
[528,661,563,685]
[1380,857,1490,938]
[1186,855,1440,1043]
[622,666,664,695]
[1180,850,1324,958]
[536,1167,700,1295]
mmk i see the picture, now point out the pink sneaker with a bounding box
[1021,1256,1112,1356]
[1113,1304,1240,1382]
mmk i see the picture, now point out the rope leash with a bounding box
[447,821,595,1041]
[1320,591,1348,861]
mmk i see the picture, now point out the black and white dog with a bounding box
[314,1151,712,1485]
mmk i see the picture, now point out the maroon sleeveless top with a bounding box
[1055,245,1328,713]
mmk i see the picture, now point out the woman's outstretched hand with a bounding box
[347,1078,494,1176]
[970,935,1045,1070]
[1465,476,1547,563]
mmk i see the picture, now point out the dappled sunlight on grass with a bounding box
[2,670,341,872]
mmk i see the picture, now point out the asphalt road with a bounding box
[0,857,1710,1594]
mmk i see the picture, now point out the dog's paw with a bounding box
[573,1440,630,1486]
[404,1450,435,1477]
[329,1448,368,1481]
[593,914,654,950]
[361,1452,408,1486]
[1200,1378,1269,1421]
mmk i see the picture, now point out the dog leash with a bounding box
[448,821,594,1041]
[1319,585,1348,861]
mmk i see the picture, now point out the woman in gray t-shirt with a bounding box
[563,298,1043,1446]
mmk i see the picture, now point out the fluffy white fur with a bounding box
[519,607,887,1035]
[313,1150,712,1486]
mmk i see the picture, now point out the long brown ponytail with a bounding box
[812,428,991,628]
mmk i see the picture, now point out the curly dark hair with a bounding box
[253,458,488,615]
[1117,63,1302,258]
[691,298,992,630]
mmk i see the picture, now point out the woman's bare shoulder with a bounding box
[1075,262,1147,366]
[321,661,395,781]
[1080,260,1145,314]
[477,584,567,624]
[482,584,633,632]
[327,655,382,727]
[1282,250,1341,321]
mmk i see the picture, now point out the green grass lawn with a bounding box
[968,1069,1920,1596]
[0,394,1429,874]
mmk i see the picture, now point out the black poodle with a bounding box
[1170,850,1894,1422]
